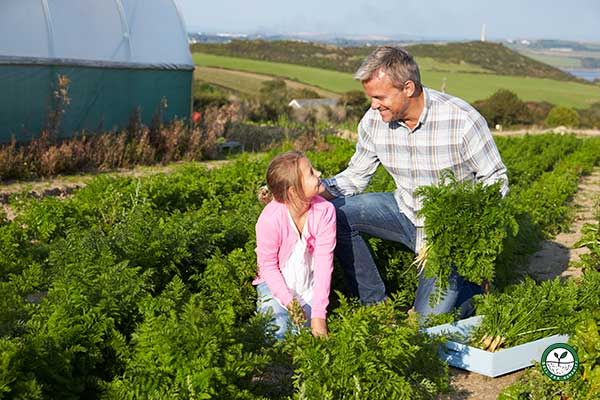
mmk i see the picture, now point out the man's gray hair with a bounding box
[354,46,421,90]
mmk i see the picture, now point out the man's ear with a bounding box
[405,80,416,97]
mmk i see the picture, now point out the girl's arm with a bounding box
[310,201,337,320]
[255,210,294,308]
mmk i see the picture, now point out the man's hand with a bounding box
[310,318,328,337]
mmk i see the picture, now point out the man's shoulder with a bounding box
[358,108,385,136]
[426,87,481,120]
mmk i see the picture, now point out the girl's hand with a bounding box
[287,298,306,326]
[310,318,328,337]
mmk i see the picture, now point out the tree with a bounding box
[473,89,532,127]
[248,79,292,122]
[544,106,580,128]
[193,82,229,111]
[338,90,370,121]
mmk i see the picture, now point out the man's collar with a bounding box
[393,87,429,133]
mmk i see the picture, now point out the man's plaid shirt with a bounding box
[323,87,508,252]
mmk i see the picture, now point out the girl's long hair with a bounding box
[260,151,308,208]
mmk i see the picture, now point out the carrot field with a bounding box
[1,133,600,398]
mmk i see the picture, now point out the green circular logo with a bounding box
[541,343,579,381]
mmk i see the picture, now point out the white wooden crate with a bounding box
[424,315,569,377]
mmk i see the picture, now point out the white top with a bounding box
[280,211,315,307]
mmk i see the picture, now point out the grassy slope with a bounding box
[194,66,339,98]
[193,53,600,108]
[191,40,577,81]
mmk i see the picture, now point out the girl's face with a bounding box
[298,157,322,200]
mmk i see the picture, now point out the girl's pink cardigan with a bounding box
[253,195,336,319]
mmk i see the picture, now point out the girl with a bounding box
[253,151,336,339]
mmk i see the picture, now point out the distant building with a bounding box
[480,23,486,42]
[288,98,338,109]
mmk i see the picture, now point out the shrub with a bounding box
[193,82,230,111]
[525,101,554,126]
[337,90,370,121]
[577,102,600,128]
[248,79,293,123]
[473,89,532,127]
[544,105,580,128]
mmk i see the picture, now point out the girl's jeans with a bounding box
[331,192,482,318]
[256,282,312,340]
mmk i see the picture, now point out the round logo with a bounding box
[541,343,579,381]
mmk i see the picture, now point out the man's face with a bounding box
[362,70,409,123]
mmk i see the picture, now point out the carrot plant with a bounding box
[470,277,578,352]
[284,294,448,400]
[415,170,518,292]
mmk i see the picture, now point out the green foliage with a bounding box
[192,40,578,82]
[574,200,600,271]
[337,90,370,121]
[545,105,580,127]
[248,79,294,123]
[290,87,321,99]
[2,134,600,398]
[525,101,554,125]
[193,81,230,111]
[0,339,43,399]
[471,277,578,350]
[284,295,448,400]
[105,277,270,400]
[498,271,600,399]
[191,40,369,74]
[577,102,600,128]
[473,89,532,127]
[407,41,577,81]
[416,171,518,288]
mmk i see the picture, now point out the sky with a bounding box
[175,0,600,42]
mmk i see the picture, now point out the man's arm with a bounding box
[462,112,509,197]
[320,115,381,199]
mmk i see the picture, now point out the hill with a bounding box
[193,53,600,109]
[406,41,578,81]
[191,40,582,82]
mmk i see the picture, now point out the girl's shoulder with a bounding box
[310,195,335,212]
[257,199,287,222]
[309,197,335,225]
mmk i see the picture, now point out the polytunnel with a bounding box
[0,0,194,142]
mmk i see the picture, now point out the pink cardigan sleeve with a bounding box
[309,200,336,319]
[255,206,294,308]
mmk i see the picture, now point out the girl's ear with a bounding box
[287,185,296,199]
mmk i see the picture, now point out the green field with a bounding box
[194,53,600,108]
[194,66,338,98]
[519,53,582,68]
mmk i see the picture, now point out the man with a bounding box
[319,46,508,318]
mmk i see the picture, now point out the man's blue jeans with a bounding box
[331,192,481,318]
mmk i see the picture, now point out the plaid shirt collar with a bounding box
[391,87,431,133]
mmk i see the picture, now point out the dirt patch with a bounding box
[438,368,526,400]
[527,167,600,280]
[493,126,600,137]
